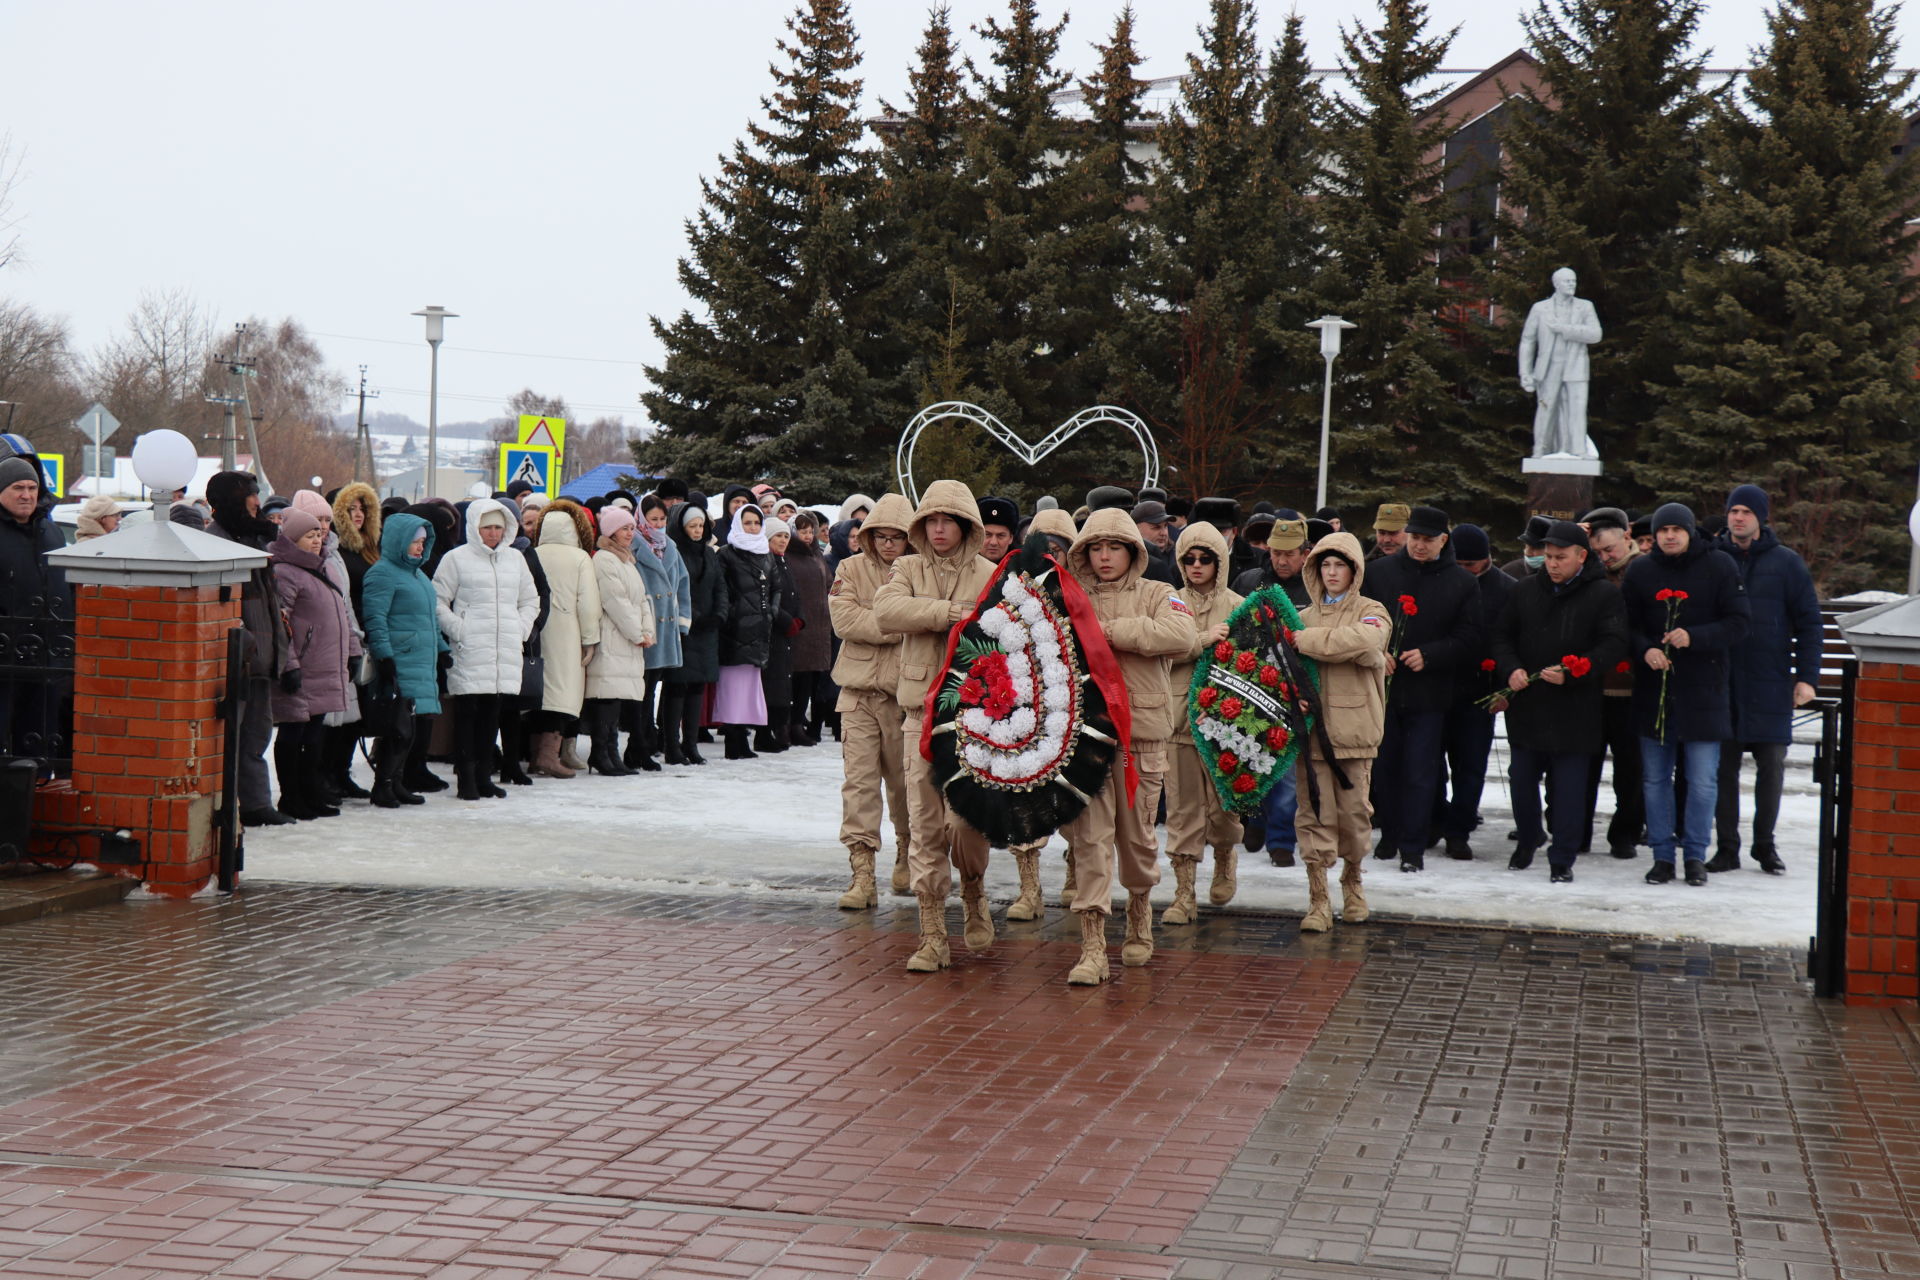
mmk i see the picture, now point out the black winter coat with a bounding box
[760,551,798,706]
[1623,535,1751,743]
[0,509,70,622]
[719,544,777,669]
[206,510,286,680]
[1456,566,1515,706]
[1142,542,1181,588]
[670,537,729,685]
[1229,563,1310,609]
[1363,544,1483,713]
[1490,556,1628,754]
[1714,528,1823,744]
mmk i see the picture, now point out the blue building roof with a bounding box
[560,463,658,501]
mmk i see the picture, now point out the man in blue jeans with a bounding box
[1621,503,1749,886]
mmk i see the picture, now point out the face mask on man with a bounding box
[1524,552,1546,570]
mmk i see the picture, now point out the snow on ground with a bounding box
[245,731,1822,950]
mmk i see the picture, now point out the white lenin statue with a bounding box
[1518,267,1602,460]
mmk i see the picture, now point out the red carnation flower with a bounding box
[1670,590,1689,602]
[1265,726,1288,750]
[1571,657,1593,678]
[1615,660,1630,674]
[1561,654,1579,669]
[1259,664,1281,687]
[1397,594,1418,616]
[1197,687,1220,709]
[1213,640,1234,662]
[1219,696,1245,721]
[1232,773,1258,794]
[1480,658,1496,672]
[1234,651,1259,674]
[1655,588,1673,601]
[1218,750,1239,773]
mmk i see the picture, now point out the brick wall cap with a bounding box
[1839,596,1920,668]
[48,521,267,588]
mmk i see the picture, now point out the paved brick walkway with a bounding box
[1,885,1916,1278]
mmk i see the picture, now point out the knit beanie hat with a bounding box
[290,489,332,522]
[763,516,791,540]
[1725,484,1770,524]
[1449,523,1490,561]
[597,505,636,537]
[1650,501,1697,534]
[0,455,40,491]
[278,509,321,544]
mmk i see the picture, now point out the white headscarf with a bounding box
[727,518,770,555]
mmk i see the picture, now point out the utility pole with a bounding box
[209,324,257,473]
[353,366,380,484]
[228,324,273,495]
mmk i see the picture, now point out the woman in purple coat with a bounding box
[270,509,354,820]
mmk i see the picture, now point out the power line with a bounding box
[365,384,645,417]
[309,330,649,367]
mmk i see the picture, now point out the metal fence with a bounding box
[1807,661,1858,999]
[0,560,75,861]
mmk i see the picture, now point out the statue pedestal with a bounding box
[1522,455,1601,520]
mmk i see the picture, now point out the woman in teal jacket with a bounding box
[360,513,448,806]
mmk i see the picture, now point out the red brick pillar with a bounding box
[1845,660,1920,1005]
[38,516,266,897]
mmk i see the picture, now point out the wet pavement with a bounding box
[0,883,1915,1279]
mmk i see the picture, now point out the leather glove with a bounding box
[279,667,304,695]
[377,657,398,684]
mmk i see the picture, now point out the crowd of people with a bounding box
[1,432,1825,985]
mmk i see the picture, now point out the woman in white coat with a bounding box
[434,499,540,800]
[531,500,602,778]
[584,505,657,776]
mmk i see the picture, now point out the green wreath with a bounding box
[1186,586,1320,815]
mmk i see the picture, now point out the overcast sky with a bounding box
[3,1,1913,434]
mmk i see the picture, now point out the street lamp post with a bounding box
[1305,317,1357,513]
[412,306,457,500]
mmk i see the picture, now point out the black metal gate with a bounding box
[0,562,75,862]
[1808,660,1858,998]
[215,626,246,892]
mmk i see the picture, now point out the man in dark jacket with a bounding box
[0,454,72,763]
[1229,511,1312,606]
[1623,503,1751,886]
[1501,515,1549,582]
[205,470,290,826]
[1364,505,1482,871]
[1434,523,1510,859]
[1708,484,1821,874]
[1491,521,1628,882]
[1582,507,1644,859]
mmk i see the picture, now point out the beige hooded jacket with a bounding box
[1295,530,1389,758]
[829,491,914,695]
[1065,507,1196,744]
[873,480,994,711]
[1168,519,1243,736]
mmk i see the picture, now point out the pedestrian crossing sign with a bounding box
[38,455,63,498]
[498,443,555,498]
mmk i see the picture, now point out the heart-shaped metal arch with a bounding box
[895,401,1162,506]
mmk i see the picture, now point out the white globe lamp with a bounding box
[130,429,199,496]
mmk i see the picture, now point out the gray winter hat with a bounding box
[0,456,40,491]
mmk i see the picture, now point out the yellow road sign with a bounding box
[517,414,566,463]
[498,443,555,498]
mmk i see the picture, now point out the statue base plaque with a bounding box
[1522,455,1601,521]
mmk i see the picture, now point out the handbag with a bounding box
[519,641,546,700]
[360,670,415,741]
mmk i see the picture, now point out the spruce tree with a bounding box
[640,0,887,496]
[1319,0,1499,517]
[1644,0,1920,592]
[1124,5,1325,502]
[1491,0,1711,498]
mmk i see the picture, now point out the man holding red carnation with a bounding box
[1621,503,1750,887]
[1489,520,1629,883]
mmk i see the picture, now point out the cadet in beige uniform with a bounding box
[873,481,997,973]
[829,493,915,907]
[1060,509,1196,984]
[1291,531,1390,931]
[1163,519,1244,925]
